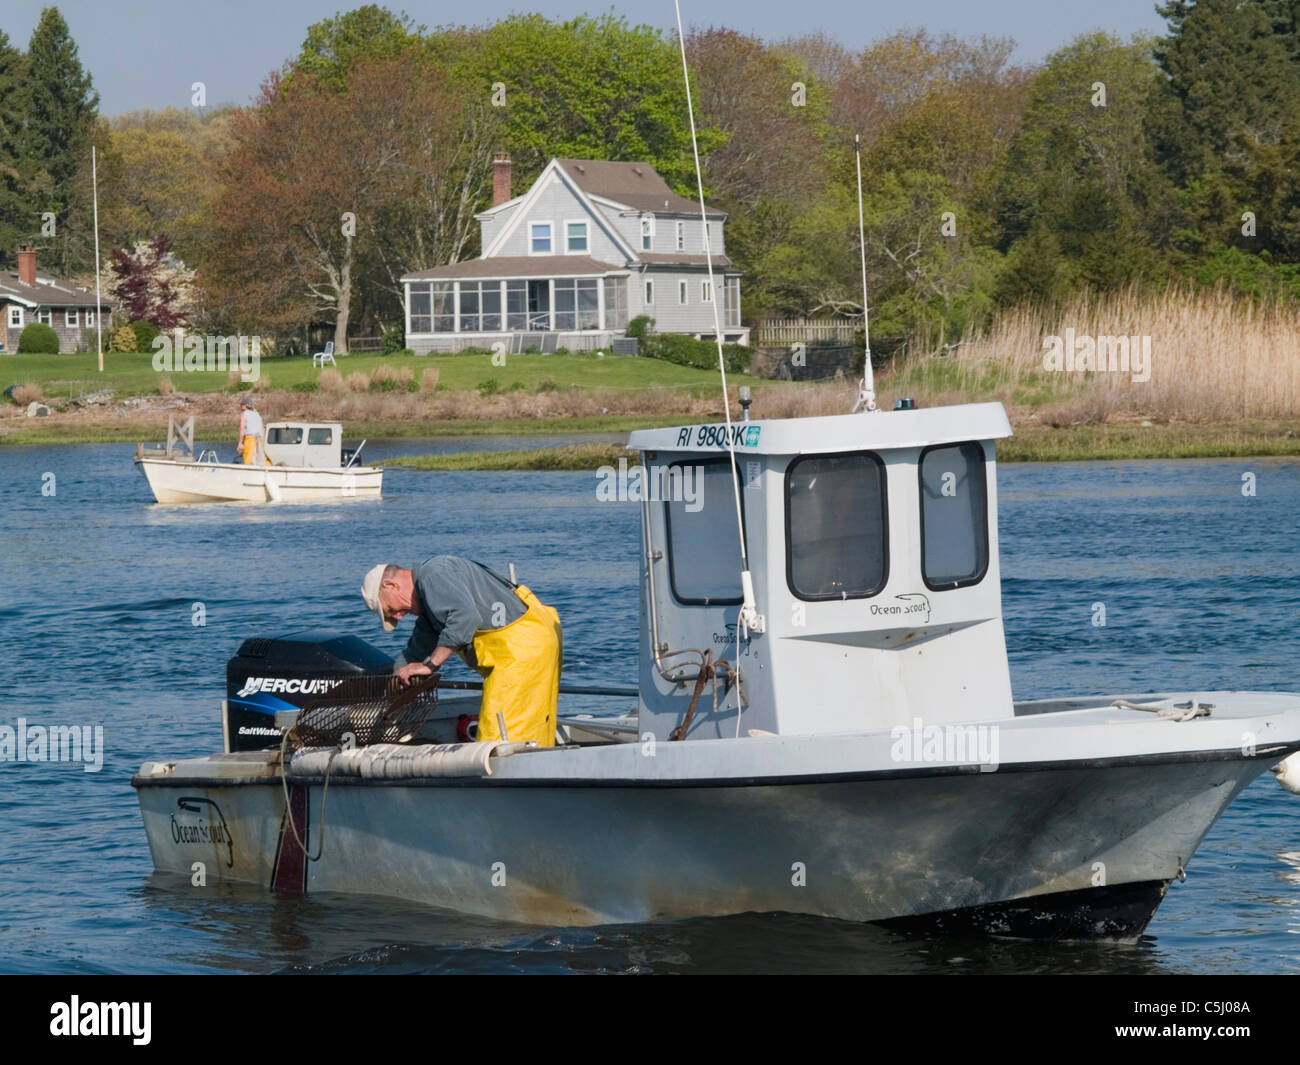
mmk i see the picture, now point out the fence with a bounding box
[753,317,861,346]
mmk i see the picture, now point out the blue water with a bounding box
[1,439,1298,973]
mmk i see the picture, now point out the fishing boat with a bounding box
[130,9,1300,937]
[131,397,1300,936]
[133,414,382,503]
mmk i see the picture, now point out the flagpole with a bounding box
[92,145,103,372]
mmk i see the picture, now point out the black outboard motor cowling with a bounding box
[223,630,393,751]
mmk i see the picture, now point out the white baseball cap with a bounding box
[360,564,394,631]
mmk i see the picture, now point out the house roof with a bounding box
[556,159,725,218]
[638,252,734,269]
[402,255,628,282]
[0,271,112,309]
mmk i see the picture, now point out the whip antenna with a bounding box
[852,134,877,413]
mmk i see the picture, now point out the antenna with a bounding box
[672,0,764,640]
[92,145,103,372]
[852,134,876,413]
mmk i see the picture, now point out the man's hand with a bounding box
[394,661,433,687]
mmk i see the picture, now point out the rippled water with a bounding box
[1,437,1298,973]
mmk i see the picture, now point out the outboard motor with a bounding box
[223,630,393,751]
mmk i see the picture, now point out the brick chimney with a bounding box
[492,153,512,206]
[17,246,36,286]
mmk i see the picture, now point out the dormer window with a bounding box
[641,214,654,251]
[530,222,552,254]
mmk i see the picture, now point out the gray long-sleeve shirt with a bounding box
[394,556,525,667]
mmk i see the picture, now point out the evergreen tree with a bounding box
[24,6,99,273]
[0,29,30,258]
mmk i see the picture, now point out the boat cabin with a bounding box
[264,422,345,468]
[627,402,1015,740]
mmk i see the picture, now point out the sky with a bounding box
[4,0,1169,115]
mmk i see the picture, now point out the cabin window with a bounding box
[267,427,303,445]
[785,452,887,600]
[66,309,78,327]
[664,459,745,605]
[919,442,989,590]
[307,428,333,445]
[38,309,51,325]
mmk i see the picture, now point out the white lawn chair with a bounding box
[312,341,336,368]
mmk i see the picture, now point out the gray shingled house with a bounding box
[401,155,747,353]
[0,247,112,354]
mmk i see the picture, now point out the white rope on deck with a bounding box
[1111,698,1211,722]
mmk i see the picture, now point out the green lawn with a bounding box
[0,349,760,400]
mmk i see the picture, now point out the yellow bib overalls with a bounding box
[468,585,562,746]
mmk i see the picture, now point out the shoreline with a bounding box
[3,401,1297,464]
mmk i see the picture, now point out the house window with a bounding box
[566,222,588,253]
[85,309,95,327]
[702,280,713,303]
[676,221,685,251]
[409,283,432,333]
[38,309,51,325]
[457,281,501,331]
[432,282,454,332]
[604,276,627,330]
[724,276,740,327]
[506,280,527,329]
[7,307,21,328]
[530,223,552,254]
[66,309,79,327]
[641,215,653,251]
[644,279,654,305]
[553,278,599,330]
[678,280,687,305]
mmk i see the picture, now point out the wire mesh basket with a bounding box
[287,672,440,750]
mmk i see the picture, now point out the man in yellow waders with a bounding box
[237,396,269,465]
[360,556,561,745]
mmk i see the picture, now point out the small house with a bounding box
[0,247,112,354]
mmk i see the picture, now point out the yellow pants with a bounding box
[241,435,269,465]
[471,585,562,746]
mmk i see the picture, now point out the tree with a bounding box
[23,6,99,274]
[994,33,1174,303]
[451,14,723,194]
[203,56,476,350]
[294,4,428,89]
[107,235,195,328]
[0,29,30,256]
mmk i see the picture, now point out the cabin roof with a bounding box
[625,403,1013,455]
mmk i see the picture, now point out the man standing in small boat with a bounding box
[360,557,562,746]
[237,396,266,465]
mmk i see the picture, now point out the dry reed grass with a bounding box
[10,382,45,405]
[896,286,1300,423]
[317,368,344,392]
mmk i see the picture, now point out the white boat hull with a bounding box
[133,691,1300,936]
[134,456,382,503]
